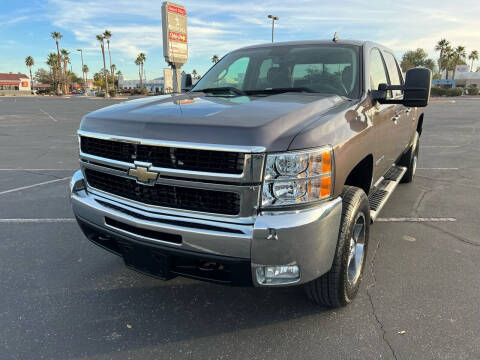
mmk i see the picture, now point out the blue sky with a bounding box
[1,0,480,80]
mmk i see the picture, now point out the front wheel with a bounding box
[305,186,370,307]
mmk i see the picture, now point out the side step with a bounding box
[368,165,407,222]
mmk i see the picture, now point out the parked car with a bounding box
[71,40,430,307]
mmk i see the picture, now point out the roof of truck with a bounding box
[235,39,390,52]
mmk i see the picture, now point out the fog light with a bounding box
[256,265,300,285]
[70,170,86,193]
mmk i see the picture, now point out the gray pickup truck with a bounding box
[71,40,431,307]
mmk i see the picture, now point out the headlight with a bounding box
[262,146,333,207]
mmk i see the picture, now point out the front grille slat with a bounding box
[85,169,240,215]
[81,136,245,174]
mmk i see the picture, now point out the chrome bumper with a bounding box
[71,170,342,286]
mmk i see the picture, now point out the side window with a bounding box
[216,57,250,89]
[370,49,388,91]
[383,52,402,97]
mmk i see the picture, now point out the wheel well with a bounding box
[417,113,424,136]
[344,155,373,195]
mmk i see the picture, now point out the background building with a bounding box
[0,73,31,95]
[437,65,480,88]
[118,68,198,93]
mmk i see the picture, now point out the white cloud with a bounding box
[0,15,29,26]
[43,0,480,77]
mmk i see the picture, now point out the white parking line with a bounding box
[0,218,76,223]
[0,177,70,196]
[417,168,458,170]
[376,217,456,222]
[39,108,58,122]
[423,145,462,148]
[0,169,75,171]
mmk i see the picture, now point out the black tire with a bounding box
[399,131,419,183]
[305,186,370,307]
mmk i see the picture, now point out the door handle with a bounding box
[391,114,400,122]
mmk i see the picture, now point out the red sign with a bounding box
[169,31,187,43]
[0,82,19,85]
[21,81,29,87]
[168,4,186,15]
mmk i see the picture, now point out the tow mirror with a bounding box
[182,74,193,92]
[372,67,432,107]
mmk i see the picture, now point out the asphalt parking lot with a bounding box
[0,96,479,360]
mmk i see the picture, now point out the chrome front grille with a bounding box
[85,168,241,215]
[80,136,245,174]
[78,131,265,218]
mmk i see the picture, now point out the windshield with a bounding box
[192,44,360,98]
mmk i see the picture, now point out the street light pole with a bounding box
[267,14,279,43]
[77,49,85,92]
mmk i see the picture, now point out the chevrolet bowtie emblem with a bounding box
[128,162,158,185]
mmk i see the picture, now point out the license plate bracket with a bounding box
[122,244,174,280]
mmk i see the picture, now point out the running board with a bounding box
[369,166,407,222]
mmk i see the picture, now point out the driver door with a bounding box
[369,48,399,180]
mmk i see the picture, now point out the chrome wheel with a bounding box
[347,212,366,286]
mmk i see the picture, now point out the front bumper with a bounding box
[71,170,342,286]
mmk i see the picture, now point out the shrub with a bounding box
[131,88,148,95]
[430,87,446,96]
[467,87,479,95]
[108,89,116,97]
[445,87,463,97]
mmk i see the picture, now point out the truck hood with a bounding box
[80,92,347,152]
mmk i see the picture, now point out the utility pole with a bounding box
[267,14,279,43]
[77,49,85,92]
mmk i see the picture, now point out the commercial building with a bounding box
[435,65,480,88]
[118,69,197,93]
[0,73,31,95]
[118,74,167,93]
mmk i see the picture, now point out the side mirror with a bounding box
[181,74,193,92]
[184,74,193,88]
[371,67,432,108]
[403,68,431,107]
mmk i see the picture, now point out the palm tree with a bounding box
[60,49,70,93]
[96,34,109,97]
[46,52,59,91]
[82,64,89,84]
[442,46,454,80]
[468,50,479,72]
[115,70,122,89]
[111,64,116,90]
[212,54,219,64]
[452,46,467,80]
[103,30,114,90]
[434,39,449,75]
[192,69,197,79]
[136,52,146,88]
[25,56,34,91]
[51,31,63,94]
[135,58,141,88]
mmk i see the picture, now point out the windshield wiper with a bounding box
[192,87,246,96]
[244,87,318,95]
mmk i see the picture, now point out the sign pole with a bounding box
[172,63,180,93]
